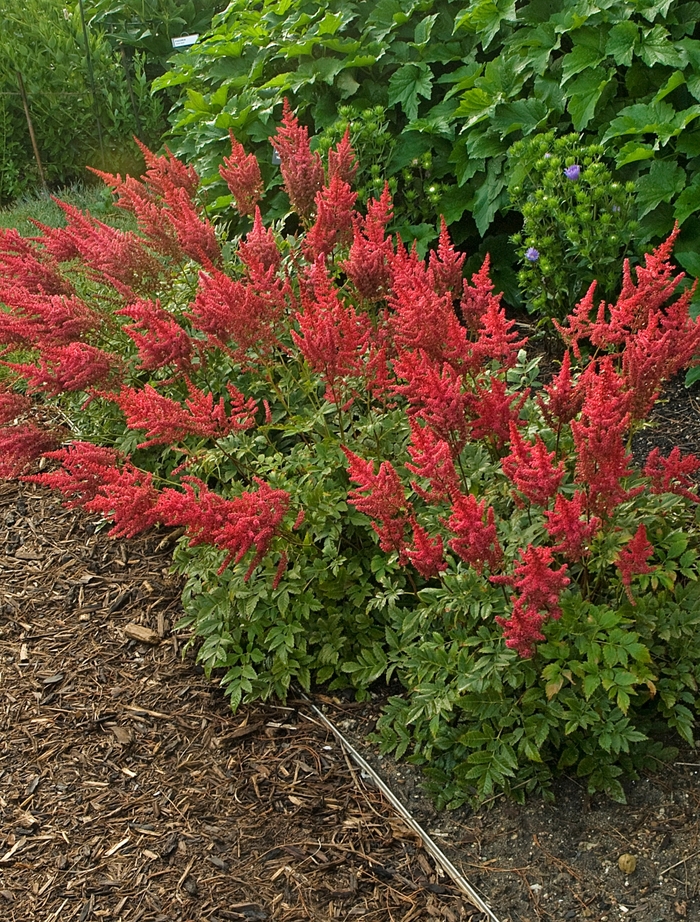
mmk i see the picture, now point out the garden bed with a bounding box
[1,374,699,922]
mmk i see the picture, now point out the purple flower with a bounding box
[525,247,540,262]
[564,164,581,181]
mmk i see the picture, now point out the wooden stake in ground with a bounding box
[15,70,48,194]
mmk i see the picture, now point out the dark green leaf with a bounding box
[636,160,686,218]
[388,63,434,121]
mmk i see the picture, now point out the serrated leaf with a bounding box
[455,0,517,49]
[605,20,638,66]
[653,70,686,103]
[561,43,606,82]
[636,161,686,218]
[414,13,438,46]
[615,141,655,167]
[388,63,434,121]
[455,87,496,125]
[583,674,601,699]
[567,68,612,130]
[491,99,547,137]
[674,173,700,225]
[639,25,685,68]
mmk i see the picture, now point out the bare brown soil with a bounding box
[1,377,699,922]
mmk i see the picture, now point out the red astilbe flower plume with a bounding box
[187,268,283,361]
[133,140,200,200]
[155,477,291,577]
[543,491,601,561]
[292,259,371,402]
[0,422,61,478]
[327,128,358,186]
[4,343,118,396]
[471,290,528,370]
[0,387,31,425]
[303,175,358,260]
[0,286,101,347]
[392,350,470,454]
[501,422,565,508]
[644,447,700,503]
[271,99,324,222]
[37,199,164,295]
[116,299,193,373]
[621,288,700,421]
[615,524,655,604]
[89,170,183,260]
[219,131,264,216]
[492,545,570,657]
[83,464,160,539]
[238,207,281,273]
[388,242,472,371]
[343,449,412,560]
[446,492,503,573]
[460,255,500,334]
[116,381,256,448]
[555,226,689,356]
[464,377,528,451]
[406,519,447,578]
[342,184,395,302]
[161,186,221,269]
[406,420,460,503]
[571,357,640,517]
[537,351,585,428]
[428,218,466,301]
[24,441,124,507]
[0,228,72,295]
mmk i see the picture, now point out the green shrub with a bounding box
[155,0,700,289]
[0,0,165,202]
[2,124,700,806]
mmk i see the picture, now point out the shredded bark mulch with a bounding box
[0,482,478,922]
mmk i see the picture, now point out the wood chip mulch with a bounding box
[0,481,486,922]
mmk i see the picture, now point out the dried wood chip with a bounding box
[123,623,160,645]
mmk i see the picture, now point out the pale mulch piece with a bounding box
[0,482,483,922]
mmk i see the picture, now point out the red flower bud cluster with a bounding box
[644,447,700,503]
[116,381,257,448]
[272,99,324,222]
[220,131,264,216]
[0,422,61,478]
[615,524,655,604]
[502,423,564,508]
[0,228,72,295]
[344,449,412,559]
[116,299,194,373]
[0,287,100,348]
[26,441,124,507]
[293,259,371,402]
[447,492,503,573]
[4,343,117,395]
[492,546,570,657]
[156,477,291,577]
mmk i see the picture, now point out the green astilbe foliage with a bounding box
[2,127,700,807]
[508,132,639,324]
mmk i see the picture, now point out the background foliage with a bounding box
[0,0,164,203]
[155,0,700,294]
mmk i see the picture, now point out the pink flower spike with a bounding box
[0,422,61,479]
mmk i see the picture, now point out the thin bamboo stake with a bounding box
[301,699,502,922]
[77,0,106,168]
[16,70,48,194]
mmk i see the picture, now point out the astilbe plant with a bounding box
[1,115,700,806]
